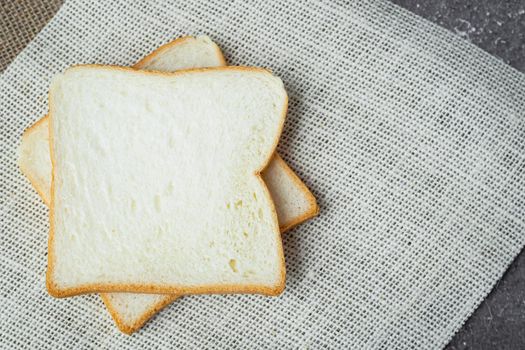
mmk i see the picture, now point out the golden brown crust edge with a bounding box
[100,293,179,335]
[272,154,319,233]
[46,65,287,298]
[19,116,51,206]
[212,41,228,66]
[134,36,228,70]
[133,36,193,69]
[47,281,286,298]
[46,88,57,296]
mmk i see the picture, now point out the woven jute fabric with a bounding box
[0,0,63,72]
[1,1,525,349]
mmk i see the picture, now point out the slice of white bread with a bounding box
[101,293,178,334]
[134,36,226,71]
[19,36,317,333]
[19,36,318,230]
[47,65,288,297]
[264,154,318,232]
[19,120,318,231]
[18,117,51,203]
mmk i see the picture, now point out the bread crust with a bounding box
[100,293,178,335]
[18,116,51,206]
[18,36,317,333]
[270,154,319,232]
[47,65,287,298]
[134,36,192,69]
[134,36,227,70]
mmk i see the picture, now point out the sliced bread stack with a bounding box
[18,36,318,334]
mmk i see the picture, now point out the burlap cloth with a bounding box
[0,0,63,72]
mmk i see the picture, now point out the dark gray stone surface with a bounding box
[393,1,525,71]
[390,1,525,349]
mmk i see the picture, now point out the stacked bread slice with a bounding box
[18,36,317,334]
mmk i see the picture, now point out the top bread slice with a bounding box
[47,66,288,297]
[19,36,317,231]
[20,35,317,333]
[19,117,318,231]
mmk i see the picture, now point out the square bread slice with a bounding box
[47,66,288,297]
[20,36,317,333]
[18,36,318,233]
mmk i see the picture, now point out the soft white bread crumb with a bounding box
[18,118,52,206]
[262,154,318,232]
[101,293,176,334]
[134,35,225,71]
[20,117,318,232]
[20,36,316,333]
[47,66,287,296]
[18,36,225,208]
